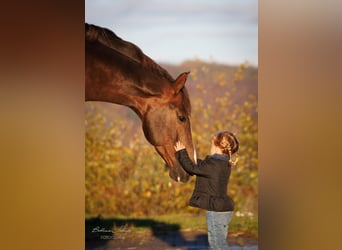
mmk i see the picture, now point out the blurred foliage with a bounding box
[85,60,258,224]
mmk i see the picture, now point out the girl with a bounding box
[174,131,239,249]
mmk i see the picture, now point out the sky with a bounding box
[85,0,258,66]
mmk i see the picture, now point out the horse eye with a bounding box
[178,116,187,122]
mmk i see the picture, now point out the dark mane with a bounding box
[85,23,174,83]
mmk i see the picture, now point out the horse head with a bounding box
[141,72,195,182]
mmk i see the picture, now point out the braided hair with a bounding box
[212,131,239,166]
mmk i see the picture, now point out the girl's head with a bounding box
[211,131,239,166]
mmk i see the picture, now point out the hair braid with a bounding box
[227,141,238,166]
[213,131,239,166]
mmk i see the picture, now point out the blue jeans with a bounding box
[206,211,232,250]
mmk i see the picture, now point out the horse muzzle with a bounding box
[169,163,190,183]
[155,145,190,183]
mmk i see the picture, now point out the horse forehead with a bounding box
[147,91,188,114]
[170,94,188,110]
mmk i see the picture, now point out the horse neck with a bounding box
[86,71,169,120]
[102,86,149,119]
[85,41,172,119]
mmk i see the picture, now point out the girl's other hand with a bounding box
[174,141,185,151]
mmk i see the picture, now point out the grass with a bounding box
[85,213,258,239]
[230,214,258,239]
[146,213,207,231]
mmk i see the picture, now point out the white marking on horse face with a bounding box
[190,123,197,163]
[177,176,180,182]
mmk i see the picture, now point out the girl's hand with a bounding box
[174,141,185,151]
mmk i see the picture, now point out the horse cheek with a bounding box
[177,119,195,160]
[142,110,165,146]
[142,118,157,146]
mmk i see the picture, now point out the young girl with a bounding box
[174,130,239,249]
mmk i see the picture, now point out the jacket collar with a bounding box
[209,153,229,161]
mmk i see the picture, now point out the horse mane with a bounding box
[85,23,191,116]
[85,23,174,82]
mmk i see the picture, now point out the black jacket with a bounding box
[176,149,234,212]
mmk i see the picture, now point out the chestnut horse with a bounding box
[85,23,195,182]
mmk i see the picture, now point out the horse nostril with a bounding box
[177,176,180,182]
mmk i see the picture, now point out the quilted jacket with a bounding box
[176,149,234,212]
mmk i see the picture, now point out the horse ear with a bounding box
[173,71,190,94]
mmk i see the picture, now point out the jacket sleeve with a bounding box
[175,149,210,177]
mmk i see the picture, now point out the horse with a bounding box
[85,23,195,182]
